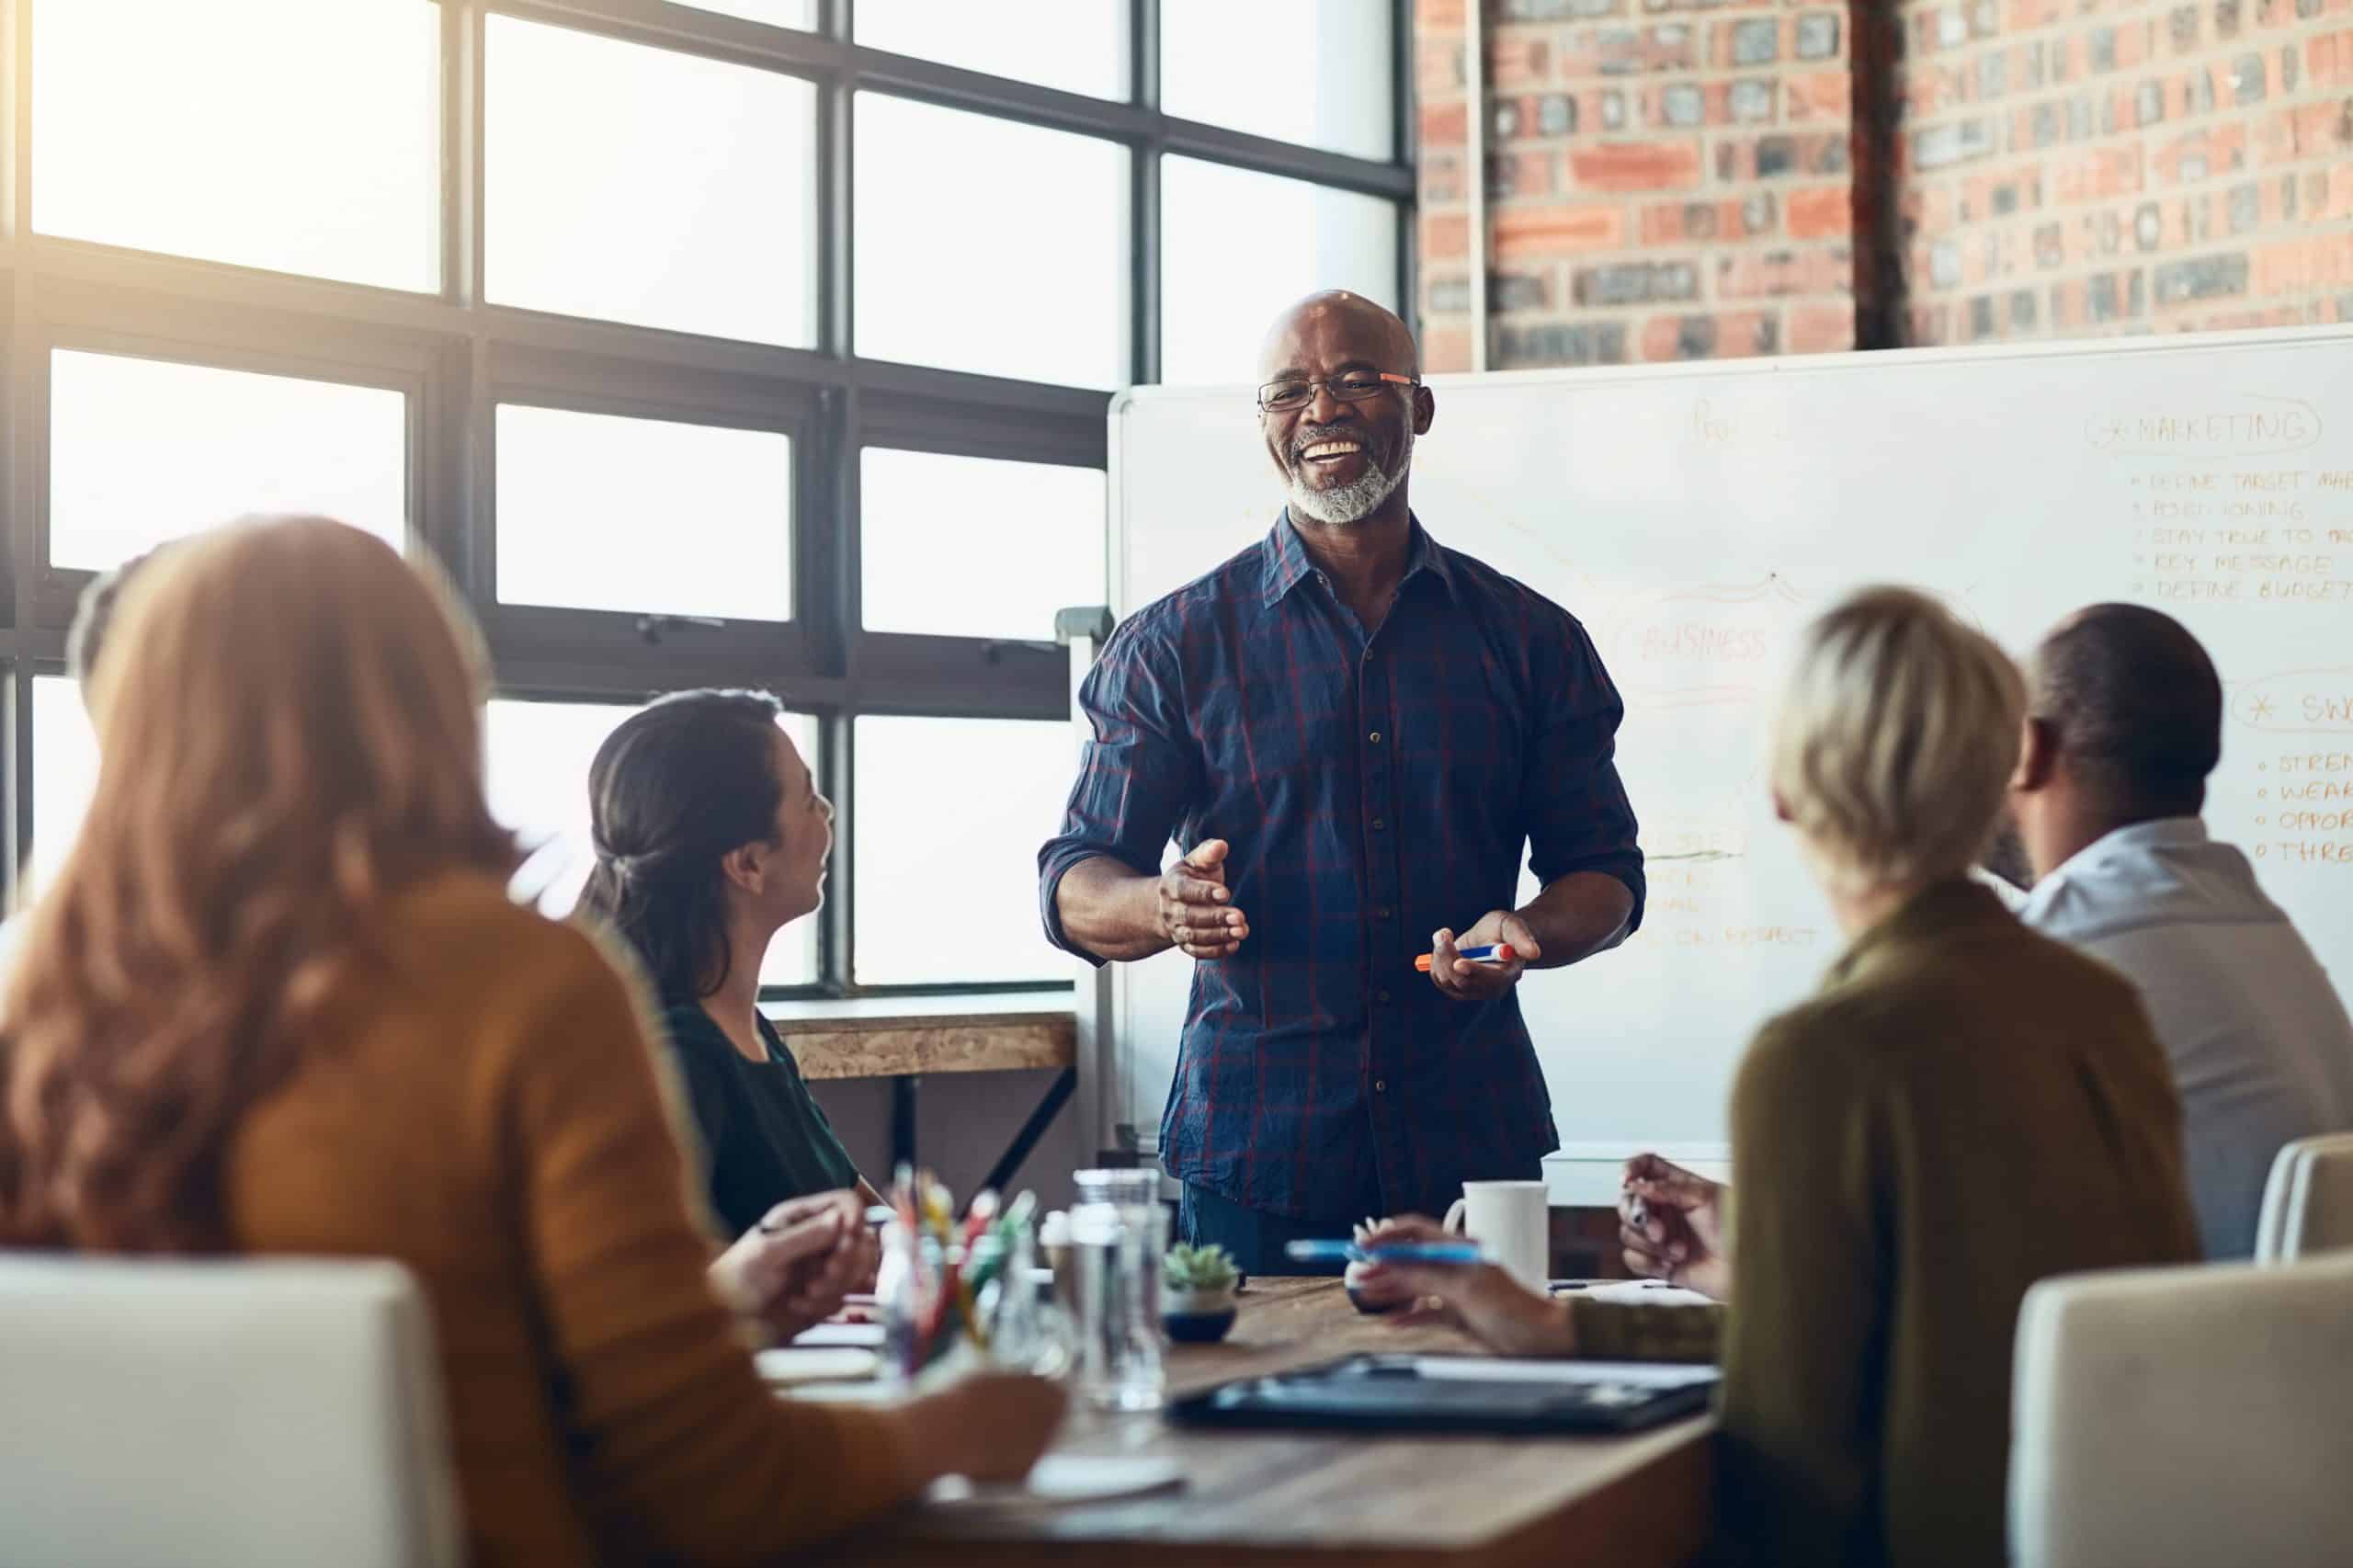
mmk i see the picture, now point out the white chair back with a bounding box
[2010,1251,2353,1568]
[2254,1131,2353,1262]
[0,1255,462,1568]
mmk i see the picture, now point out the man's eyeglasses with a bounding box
[1256,370,1418,414]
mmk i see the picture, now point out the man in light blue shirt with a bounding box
[2009,604,2353,1259]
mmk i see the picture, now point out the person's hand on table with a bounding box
[905,1372,1068,1484]
[710,1189,879,1341]
[1159,838,1249,960]
[1343,1215,1574,1357]
[1620,1153,1732,1301]
[1427,912,1540,1001]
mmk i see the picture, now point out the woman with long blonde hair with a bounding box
[0,517,1059,1564]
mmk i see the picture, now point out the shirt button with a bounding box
[1374,1079,1388,1093]
[1370,817,1387,831]
[1377,905,1392,920]
[1369,731,1383,744]
[1377,988,1392,1005]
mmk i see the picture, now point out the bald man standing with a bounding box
[1039,293,1645,1275]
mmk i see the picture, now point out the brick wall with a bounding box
[1415,0,2353,365]
[1418,0,1859,372]
[1896,0,2353,344]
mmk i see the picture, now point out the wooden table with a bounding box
[778,1008,1076,1187]
[810,1278,1715,1568]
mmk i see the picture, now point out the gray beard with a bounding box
[1286,426,1412,526]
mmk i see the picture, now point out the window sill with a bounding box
[765,989,1074,1081]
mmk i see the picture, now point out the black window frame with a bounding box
[0,0,1416,998]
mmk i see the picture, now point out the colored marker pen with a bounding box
[1413,943,1516,972]
[1284,1239,1487,1267]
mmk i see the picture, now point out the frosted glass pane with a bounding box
[48,350,408,572]
[856,95,1126,388]
[486,698,818,985]
[487,17,816,347]
[32,0,439,290]
[26,677,100,900]
[857,1,1124,99]
[1161,159,1399,387]
[853,716,1069,985]
[861,449,1105,639]
[494,404,792,620]
[1161,0,1393,160]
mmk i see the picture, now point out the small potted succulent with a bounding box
[1161,1242,1241,1343]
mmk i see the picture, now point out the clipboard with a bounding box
[1165,1353,1719,1436]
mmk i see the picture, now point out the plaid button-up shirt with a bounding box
[1040,515,1644,1220]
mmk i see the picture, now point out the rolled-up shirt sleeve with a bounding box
[1038,622,1201,964]
[1524,616,1645,933]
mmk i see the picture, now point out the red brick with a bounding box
[2152,125,2249,187]
[1714,310,1779,358]
[2049,279,2086,332]
[2308,28,2353,89]
[2253,234,2353,296]
[1634,80,1750,130]
[1787,184,1853,239]
[1636,311,1780,363]
[1416,43,1465,97]
[1491,203,1628,259]
[1560,23,1701,80]
[2006,0,2066,28]
[1637,195,1768,245]
[1640,314,1690,362]
[1567,141,1703,193]
[1789,301,1855,354]
[1716,246,1851,300]
[1420,99,1469,148]
[1422,325,1473,376]
[2055,145,2145,204]
[1489,35,1552,89]
[1787,70,1850,124]
[2312,162,2353,222]
[1716,131,1848,182]
[1424,212,1472,260]
[1417,0,1466,29]
[2257,101,2352,166]
[1499,150,1560,199]
[1421,149,1466,205]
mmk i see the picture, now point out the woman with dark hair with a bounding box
[579,690,881,1239]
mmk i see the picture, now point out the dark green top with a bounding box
[659,1003,861,1239]
[1711,881,2199,1568]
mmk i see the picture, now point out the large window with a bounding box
[484,16,820,347]
[0,0,1410,997]
[31,0,441,291]
[47,350,410,570]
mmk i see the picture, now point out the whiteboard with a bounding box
[1101,326,2353,1203]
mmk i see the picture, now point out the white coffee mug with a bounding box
[1444,1180,1550,1291]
